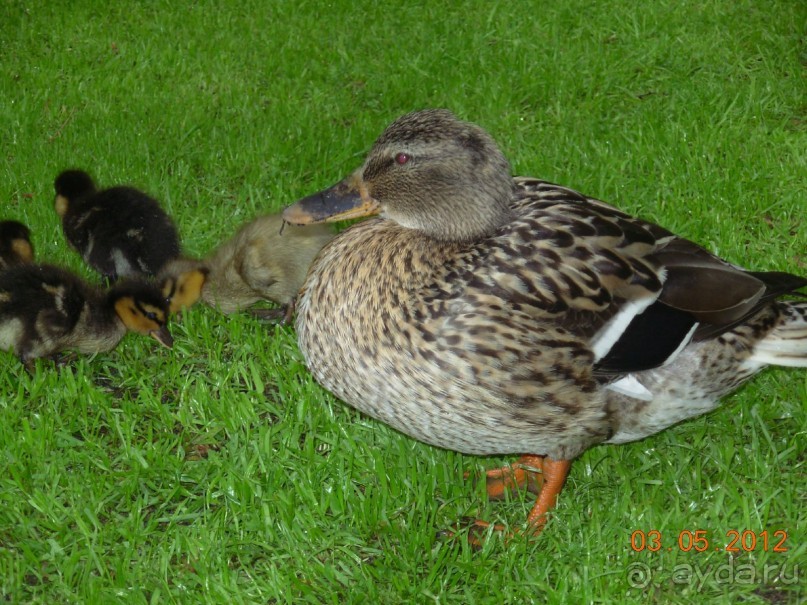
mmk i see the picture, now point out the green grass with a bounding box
[1,0,805,602]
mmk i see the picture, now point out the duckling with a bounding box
[0,220,34,269]
[158,258,209,314]
[159,213,334,322]
[283,109,807,538]
[0,263,173,365]
[54,169,180,281]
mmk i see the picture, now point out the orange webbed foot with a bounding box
[524,457,571,529]
[451,455,571,547]
[482,454,546,500]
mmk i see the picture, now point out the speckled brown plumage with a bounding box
[283,109,807,534]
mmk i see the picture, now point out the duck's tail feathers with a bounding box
[748,302,807,367]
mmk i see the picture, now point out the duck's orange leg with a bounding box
[483,454,546,500]
[458,455,571,545]
[524,457,571,532]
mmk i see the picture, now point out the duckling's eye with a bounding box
[145,311,158,321]
[394,152,411,165]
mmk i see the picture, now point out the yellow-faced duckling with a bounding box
[54,169,180,281]
[157,257,209,314]
[0,263,173,365]
[283,109,807,538]
[159,213,334,322]
[0,220,34,269]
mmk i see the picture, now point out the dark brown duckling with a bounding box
[54,169,180,281]
[0,263,173,365]
[159,213,334,322]
[0,220,34,269]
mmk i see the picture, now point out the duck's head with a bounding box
[0,220,34,264]
[54,169,96,217]
[159,261,209,313]
[109,281,174,348]
[284,109,515,242]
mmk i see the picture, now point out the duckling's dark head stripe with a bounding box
[162,278,177,300]
[134,300,161,323]
[110,280,170,315]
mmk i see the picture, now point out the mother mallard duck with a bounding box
[283,109,806,536]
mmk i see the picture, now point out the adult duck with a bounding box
[283,109,807,536]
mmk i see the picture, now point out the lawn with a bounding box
[1,0,805,603]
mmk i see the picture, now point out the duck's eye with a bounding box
[394,152,410,165]
[145,311,157,321]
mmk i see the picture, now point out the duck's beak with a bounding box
[150,325,174,348]
[283,170,380,225]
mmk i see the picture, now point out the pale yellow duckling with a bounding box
[159,213,334,322]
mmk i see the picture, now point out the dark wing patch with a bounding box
[594,302,697,374]
[513,177,807,374]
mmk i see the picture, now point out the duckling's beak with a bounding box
[150,325,174,348]
[283,170,380,225]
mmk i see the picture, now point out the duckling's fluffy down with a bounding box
[160,214,334,314]
[54,170,180,280]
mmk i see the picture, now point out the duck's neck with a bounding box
[368,221,465,287]
[302,218,465,316]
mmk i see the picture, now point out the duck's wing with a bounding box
[474,177,807,377]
